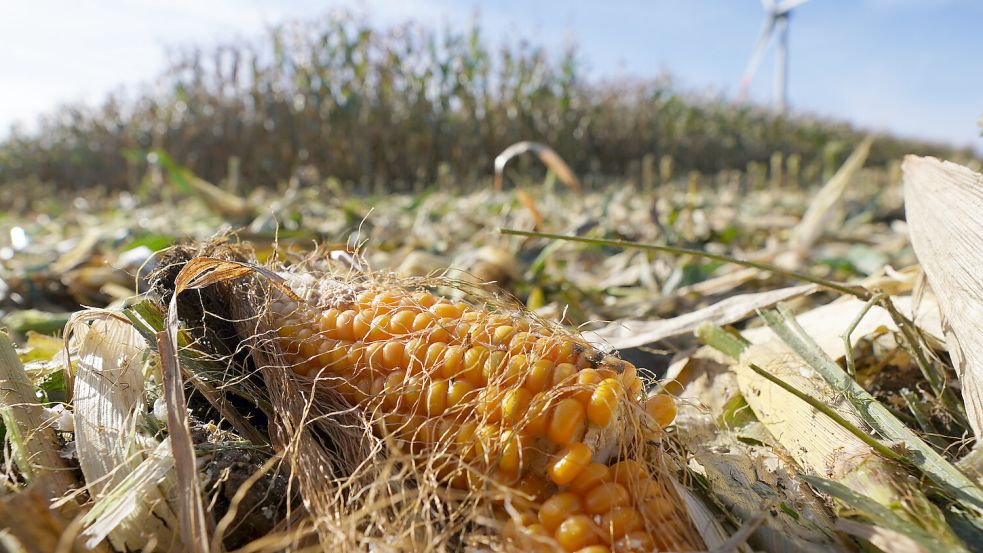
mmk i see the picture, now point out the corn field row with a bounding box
[0,12,975,193]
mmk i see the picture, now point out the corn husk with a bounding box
[69,313,180,551]
[903,156,983,442]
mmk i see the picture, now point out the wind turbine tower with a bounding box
[739,0,810,113]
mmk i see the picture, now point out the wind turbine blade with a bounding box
[739,16,776,92]
[775,0,809,15]
[760,0,776,11]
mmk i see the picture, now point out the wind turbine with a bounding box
[739,0,809,112]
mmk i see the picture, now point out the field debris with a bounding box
[1,142,983,552]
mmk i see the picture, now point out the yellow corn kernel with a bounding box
[483,350,509,382]
[635,479,664,504]
[551,362,579,389]
[526,359,554,393]
[389,309,417,334]
[492,325,515,345]
[381,341,405,371]
[462,345,489,385]
[403,337,426,374]
[555,514,601,551]
[525,523,551,541]
[424,342,448,372]
[573,369,602,404]
[548,442,592,486]
[583,483,631,515]
[352,376,373,404]
[476,385,504,424]
[640,497,673,522]
[430,324,454,344]
[318,308,341,338]
[317,341,347,372]
[432,302,463,319]
[411,311,436,333]
[455,321,475,340]
[498,430,525,474]
[446,379,476,409]
[440,344,465,379]
[383,369,407,409]
[538,492,583,532]
[415,293,437,308]
[354,290,376,309]
[502,387,533,426]
[567,463,610,496]
[426,379,449,416]
[549,398,586,446]
[609,460,647,483]
[366,313,392,341]
[400,374,424,411]
[295,326,313,343]
[474,424,499,461]
[470,322,494,345]
[598,507,643,540]
[456,421,479,460]
[539,338,576,363]
[374,291,402,308]
[509,331,535,354]
[501,353,526,387]
[524,393,552,437]
[347,311,369,341]
[587,378,622,427]
[370,375,385,396]
[644,394,676,429]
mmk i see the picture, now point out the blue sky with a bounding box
[2,0,981,151]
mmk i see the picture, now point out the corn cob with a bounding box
[271,286,697,551]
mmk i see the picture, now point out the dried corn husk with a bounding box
[69,313,180,551]
[903,156,983,441]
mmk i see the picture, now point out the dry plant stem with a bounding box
[0,331,77,499]
[704,319,970,549]
[842,292,886,377]
[898,389,949,451]
[802,476,961,552]
[745,363,905,463]
[759,306,983,519]
[877,299,968,428]
[787,136,874,263]
[158,329,213,553]
[499,228,869,299]
[493,141,582,193]
[156,259,274,553]
[694,323,749,361]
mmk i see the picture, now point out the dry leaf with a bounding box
[903,156,983,440]
[584,284,815,350]
[70,313,180,551]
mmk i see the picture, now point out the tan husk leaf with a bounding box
[67,312,180,551]
[903,155,983,442]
